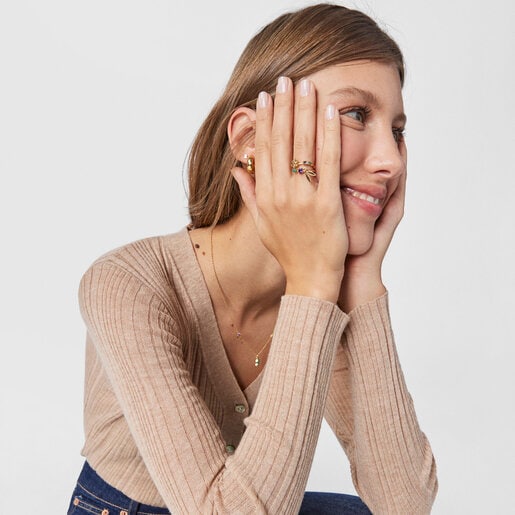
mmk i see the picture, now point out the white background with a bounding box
[1,1,514,513]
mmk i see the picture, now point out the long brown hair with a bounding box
[187,3,404,228]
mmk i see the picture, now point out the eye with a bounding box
[392,127,406,144]
[339,106,370,124]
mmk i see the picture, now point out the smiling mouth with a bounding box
[342,187,381,205]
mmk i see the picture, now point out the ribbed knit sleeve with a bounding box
[325,293,438,514]
[79,260,348,514]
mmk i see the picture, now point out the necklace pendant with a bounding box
[254,356,260,367]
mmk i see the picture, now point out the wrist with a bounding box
[286,274,342,303]
[338,275,386,313]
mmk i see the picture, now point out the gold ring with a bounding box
[291,159,317,183]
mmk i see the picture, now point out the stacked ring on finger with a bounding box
[291,159,317,183]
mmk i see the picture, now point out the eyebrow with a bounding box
[329,86,407,126]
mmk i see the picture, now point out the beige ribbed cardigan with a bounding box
[78,228,437,514]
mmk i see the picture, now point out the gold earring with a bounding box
[244,154,255,175]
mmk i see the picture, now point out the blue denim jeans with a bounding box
[68,461,372,514]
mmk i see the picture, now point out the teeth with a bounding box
[343,187,380,205]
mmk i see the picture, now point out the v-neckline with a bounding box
[166,227,264,401]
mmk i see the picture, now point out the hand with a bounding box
[232,77,348,303]
[339,141,407,312]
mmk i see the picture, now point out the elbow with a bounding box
[355,455,438,514]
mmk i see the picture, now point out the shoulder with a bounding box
[79,227,192,306]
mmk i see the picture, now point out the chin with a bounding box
[346,228,374,256]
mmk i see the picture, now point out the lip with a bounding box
[340,184,387,217]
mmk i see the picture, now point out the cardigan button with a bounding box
[226,444,235,454]
[234,404,246,414]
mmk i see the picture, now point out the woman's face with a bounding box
[310,61,407,255]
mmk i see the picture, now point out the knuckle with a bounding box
[273,191,288,209]
[254,140,269,155]
[322,148,339,166]
[324,122,339,133]
[297,97,314,112]
[294,136,311,155]
[255,195,270,213]
[255,105,271,122]
[296,196,312,210]
[270,131,285,148]
[274,92,290,108]
[256,108,269,122]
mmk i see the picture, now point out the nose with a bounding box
[364,128,405,179]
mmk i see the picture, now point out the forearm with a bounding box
[326,293,437,514]
[80,262,349,514]
[228,295,349,514]
[344,294,437,513]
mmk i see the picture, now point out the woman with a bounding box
[68,4,437,514]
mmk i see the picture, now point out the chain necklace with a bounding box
[210,228,273,367]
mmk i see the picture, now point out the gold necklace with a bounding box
[210,227,273,367]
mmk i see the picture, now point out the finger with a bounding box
[393,139,408,210]
[270,76,293,191]
[390,163,408,210]
[317,104,341,198]
[374,169,407,247]
[254,90,273,195]
[376,142,407,227]
[231,166,258,221]
[292,79,316,186]
[399,138,408,168]
[395,166,407,203]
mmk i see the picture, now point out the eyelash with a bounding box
[392,127,406,143]
[339,106,371,124]
[339,105,406,144]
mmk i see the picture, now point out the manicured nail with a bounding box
[258,91,268,108]
[300,79,310,97]
[325,104,335,120]
[277,76,288,94]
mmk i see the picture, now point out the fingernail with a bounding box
[277,76,288,94]
[325,104,335,120]
[300,79,310,97]
[258,91,268,108]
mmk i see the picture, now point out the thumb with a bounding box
[231,166,258,221]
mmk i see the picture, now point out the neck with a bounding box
[210,208,285,323]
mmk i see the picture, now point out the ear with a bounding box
[227,107,256,162]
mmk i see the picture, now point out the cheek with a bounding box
[340,128,366,172]
[314,121,367,172]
